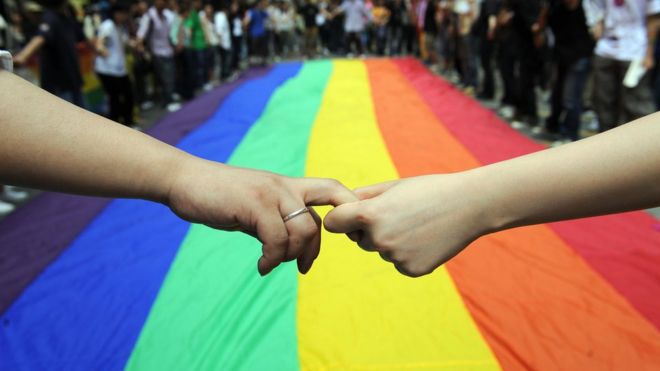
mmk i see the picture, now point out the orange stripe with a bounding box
[365,59,660,370]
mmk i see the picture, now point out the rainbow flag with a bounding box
[1,59,660,370]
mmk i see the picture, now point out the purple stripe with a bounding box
[0,68,271,314]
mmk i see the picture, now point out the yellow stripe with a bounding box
[299,60,500,370]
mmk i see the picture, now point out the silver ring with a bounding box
[283,207,310,222]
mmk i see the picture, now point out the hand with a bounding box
[166,157,358,276]
[324,174,486,277]
[12,54,26,68]
[644,49,655,70]
[591,21,603,40]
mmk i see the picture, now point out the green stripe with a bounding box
[126,61,333,371]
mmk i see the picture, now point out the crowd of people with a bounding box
[1,0,660,216]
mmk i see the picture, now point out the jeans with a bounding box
[152,56,176,105]
[549,57,591,140]
[97,73,134,126]
[592,55,656,131]
[55,89,84,108]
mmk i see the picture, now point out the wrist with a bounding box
[157,150,201,206]
[460,166,518,236]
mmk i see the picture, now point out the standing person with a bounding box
[244,0,270,65]
[421,0,439,65]
[325,0,345,53]
[494,1,518,119]
[13,0,86,107]
[171,0,195,100]
[131,0,155,111]
[472,0,499,100]
[583,0,660,132]
[332,0,370,55]
[371,0,390,55]
[301,0,320,57]
[274,0,297,57]
[454,0,478,94]
[214,3,233,80]
[507,0,544,128]
[201,3,219,86]
[184,0,209,91]
[137,0,179,112]
[546,0,594,143]
[386,0,408,55]
[95,3,135,128]
[228,0,244,73]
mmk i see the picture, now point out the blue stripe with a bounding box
[0,63,303,371]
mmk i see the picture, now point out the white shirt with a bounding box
[201,11,220,47]
[95,19,128,77]
[274,8,296,32]
[137,7,175,58]
[214,11,232,49]
[584,0,660,61]
[0,50,12,72]
[341,0,370,32]
[232,17,243,37]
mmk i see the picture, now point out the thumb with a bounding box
[296,177,359,206]
[323,201,365,234]
[354,180,398,200]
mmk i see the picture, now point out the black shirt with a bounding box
[423,0,437,34]
[38,9,84,93]
[548,0,594,65]
[301,4,319,29]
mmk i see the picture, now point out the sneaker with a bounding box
[0,200,15,215]
[140,101,155,111]
[511,120,529,130]
[499,105,515,120]
[531,126,546,136]
[203,83,214,92]
[4,186,29,202]
[551,138,572,147]
[166,102,182,112]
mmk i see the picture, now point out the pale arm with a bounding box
[0,70,357,275]
[13,35,45,66]
[326,113,660,277]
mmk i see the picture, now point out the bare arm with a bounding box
[644,14,660,69]
[0,70,357,275]
[13,35,45,66]
[326,113,660,277]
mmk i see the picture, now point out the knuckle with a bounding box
[372,235,395,253]
[300,221,319,240]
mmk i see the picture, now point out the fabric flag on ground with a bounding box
[1,58,659,371]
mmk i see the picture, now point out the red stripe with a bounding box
[393,58,660,331]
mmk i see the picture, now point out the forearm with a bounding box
[0,70,194,203]
[466,113,660,233]
[15,36,45,63]
[646,15,659,57]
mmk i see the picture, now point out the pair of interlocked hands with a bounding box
[169,160,483,278]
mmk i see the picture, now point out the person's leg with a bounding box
[97,73,121,122]
[592,55,620,132]
[547,61,567,135]
[561,57,591,141]
[181,49,196,99]
[232,36,241,70]
[479,36,495,98]
[132,57,148,105]
[622,65,656,124]
[497,46,516,107]
[119,75,135,126]
[152,56,172,106]
[517,47,539,124]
